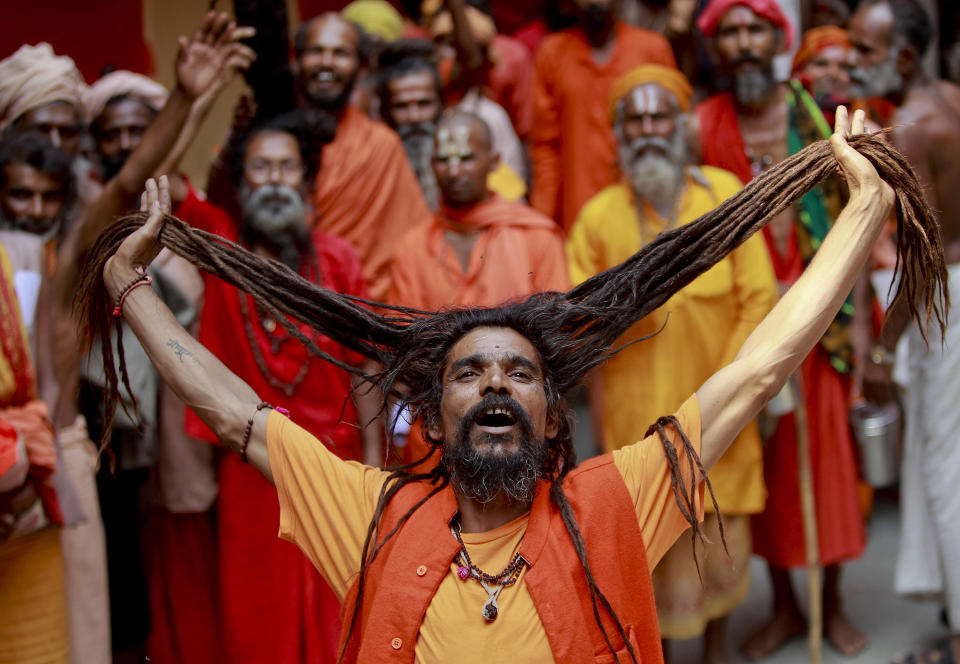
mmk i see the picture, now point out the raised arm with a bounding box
[67,12,255,264]
[695,107,894,469]
[103,178,272,480]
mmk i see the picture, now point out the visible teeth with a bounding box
[317,71,334,81]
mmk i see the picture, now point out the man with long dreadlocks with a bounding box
[696,0,869,657]
[569,64,778,664]
[82,107,940,663]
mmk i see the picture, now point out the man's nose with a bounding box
[47,128,62,148]
[119,128,134,151]
[479,368,509,394]
[736,28,752,52]
[640,115,656,136]
[29,193,44,217]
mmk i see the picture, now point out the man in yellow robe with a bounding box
[566,65,778,663]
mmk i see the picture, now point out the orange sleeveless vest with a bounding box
[337,455,664,663]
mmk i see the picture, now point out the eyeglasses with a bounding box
[243,159,304,184]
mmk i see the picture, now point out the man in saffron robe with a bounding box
[529,0,677,230]
[176,113,384,663]
[695,0,868,657]
[294,13,432,300]
[569,65,777,664]
[388,110,566,311]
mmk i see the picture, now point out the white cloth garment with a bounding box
[895,262,960,629]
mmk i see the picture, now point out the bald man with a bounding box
[292,14,432,300]
[848,2,960,655]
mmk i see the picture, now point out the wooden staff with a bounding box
[791,373,822,664]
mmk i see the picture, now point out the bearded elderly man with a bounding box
[568,65,777,664]
[93,105,896,663]
[376,38,528,210]
[175,110,384,663]
[292,13,431,300]
[848,1,960,657]
[696,0,868,657]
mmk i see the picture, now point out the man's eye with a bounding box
[511,371,531,380]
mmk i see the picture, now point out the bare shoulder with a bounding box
[892,81,960,146]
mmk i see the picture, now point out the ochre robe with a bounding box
[177,191,367,663]
[387,195,568,310]
[312,106,431,302]
[530,23,676,231]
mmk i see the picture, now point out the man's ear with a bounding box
[895,44,918,78]
[545,408,560,441]
[487,151,501,176]
[426,414,444,443]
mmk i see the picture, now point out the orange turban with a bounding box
[697,0,794,51]
[791,26,850,75]
[608,65,693,121]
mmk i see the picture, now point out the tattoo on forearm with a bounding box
[167,338,194,363]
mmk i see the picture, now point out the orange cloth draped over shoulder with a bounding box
[530,24,676,231]
[388,195,569,310]
[312,106,432,301]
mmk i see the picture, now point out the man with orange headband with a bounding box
[568,64,777,664]
[791,26,853,124]
[696,0,868,658]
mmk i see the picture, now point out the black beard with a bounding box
[300,70,358,113]
[582,4,614,36]
[100,152,129,181]
[443,394,546,506]
[732,65,777,108]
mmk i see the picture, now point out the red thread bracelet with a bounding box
[112,274,153,317]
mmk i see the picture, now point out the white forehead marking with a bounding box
[627,84,669,115]
[436,125,471,157]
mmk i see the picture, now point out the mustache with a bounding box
[396,121,436,140]
[459,393,533,432]
[733,53,765,68]
[628,136,673,159]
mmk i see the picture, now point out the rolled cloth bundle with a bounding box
[77,132,948,449]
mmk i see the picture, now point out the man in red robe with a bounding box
[529,0,677,230]
[293,13,432,301]
[695,0,868,658]
[176,111,384,664]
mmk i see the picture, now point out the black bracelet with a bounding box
[240,402,272,462]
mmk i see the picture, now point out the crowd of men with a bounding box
[0,0,957,663]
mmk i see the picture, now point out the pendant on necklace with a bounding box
[481,597,499,621]
[262,318,277,334]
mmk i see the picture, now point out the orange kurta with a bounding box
[387,196,569,310]
[530,23,676,231]
[313,106,432,301]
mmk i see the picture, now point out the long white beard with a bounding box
[398,123,440,211]
[618,133,687,218]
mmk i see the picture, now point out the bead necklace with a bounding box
[451,517,529,622]
[237,242,321,397]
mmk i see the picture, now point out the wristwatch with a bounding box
[870,345,896,366]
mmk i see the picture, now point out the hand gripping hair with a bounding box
[77,130,948,663]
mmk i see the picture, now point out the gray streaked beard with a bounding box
[397,122,439,211]
[733,67,778,107]
[618,132,687,218]
[240,183,308,269]
[849,56,903,99]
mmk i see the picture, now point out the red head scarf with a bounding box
[697,0,794,51]
[791,26,850,75]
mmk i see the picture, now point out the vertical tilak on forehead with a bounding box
[626,85,668,115]
[436,125,471,168]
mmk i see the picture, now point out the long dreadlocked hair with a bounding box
[76,132,948,662]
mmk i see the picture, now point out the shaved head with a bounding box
[432,110,497,208]
[436,110,492,152]
[294,13,361,111]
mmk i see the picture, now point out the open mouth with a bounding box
[476,406,517,432]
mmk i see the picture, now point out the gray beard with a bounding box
[240,183,308,269]
[849,56,903,99]
[398,123,439,211]
[618,133,687,218]
[0,208,63,242]
[733,68,778,107]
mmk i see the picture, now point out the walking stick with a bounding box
[791,373,822,664]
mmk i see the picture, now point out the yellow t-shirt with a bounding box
[267,395,703,663]
[566,171,777,514]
